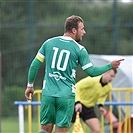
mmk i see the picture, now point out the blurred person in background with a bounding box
[24,15,123,133]
[67,69,117,133]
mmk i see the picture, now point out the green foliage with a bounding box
[2,86,25,117]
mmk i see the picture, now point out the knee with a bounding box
[40,124,53,133]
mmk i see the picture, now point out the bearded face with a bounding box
[75,22,86,42]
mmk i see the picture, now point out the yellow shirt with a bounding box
[75,76,112,108]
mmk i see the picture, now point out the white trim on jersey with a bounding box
[82,62,93,70]
[59,36,84,50]
[59,36,73,40]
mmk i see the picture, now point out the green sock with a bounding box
[38,131,46,133]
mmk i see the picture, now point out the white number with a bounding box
[51,47,58,68]
[51,47,70,71]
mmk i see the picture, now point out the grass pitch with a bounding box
[2,117,90,133]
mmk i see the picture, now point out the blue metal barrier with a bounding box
[14,101,133,106]
[14,101,133,133]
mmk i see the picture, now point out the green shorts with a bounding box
[40,96,75,127]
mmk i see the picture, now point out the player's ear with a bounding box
[72,28,77,34]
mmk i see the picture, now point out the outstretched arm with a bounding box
[79,47,124,77]
[84,59,124,77]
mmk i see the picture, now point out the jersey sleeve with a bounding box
[28,58,43,82]
[78,48,112,77]
[97,84,112,105]
[78,48,93,68]
[84,64,112,77]
[75,87,80,102]
[28,42,46,82]
[97,94,108,105]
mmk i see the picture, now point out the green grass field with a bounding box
[2,117,38,133]
[2,117,90,133]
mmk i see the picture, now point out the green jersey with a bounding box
[28,36,112,97]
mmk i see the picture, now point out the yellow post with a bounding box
[124,89,132,133]
[28,94,32,133]
[34,90,42,131]
[111,88,133,133]
[28,104,32,133]
[109,91,113,133]
[118,91,121,123]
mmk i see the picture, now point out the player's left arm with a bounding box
[79,48,112,77]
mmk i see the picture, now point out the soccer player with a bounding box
[25,15,124,133]
[69,69,117,133]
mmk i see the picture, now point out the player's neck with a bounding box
[63,33,75,40]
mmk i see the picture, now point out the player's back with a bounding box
[40,36,87,97]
